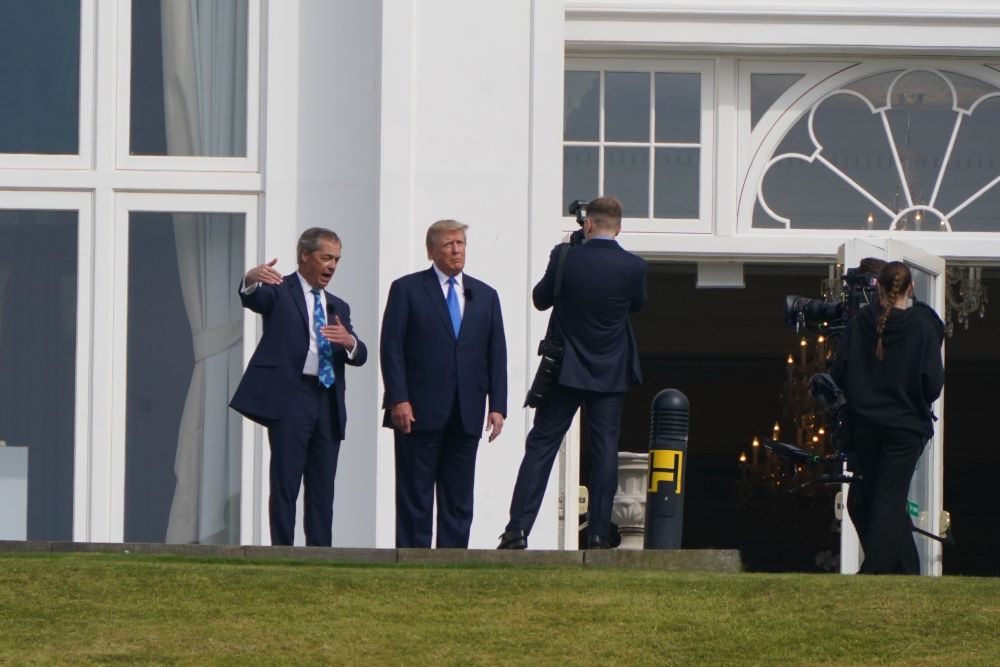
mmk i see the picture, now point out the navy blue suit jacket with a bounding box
[230,274,368,440]
[380,267,507,436]
[536,238,646,392]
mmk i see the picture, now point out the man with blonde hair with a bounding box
[381,219,508,548]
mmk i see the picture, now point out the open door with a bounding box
[838,239,946,576]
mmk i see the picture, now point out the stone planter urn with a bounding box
[611,452,649,549]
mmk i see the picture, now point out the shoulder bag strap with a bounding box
[544,242,572,340]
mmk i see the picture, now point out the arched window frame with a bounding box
[738,60,1000,236]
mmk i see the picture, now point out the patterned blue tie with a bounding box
[446,277,462,337]
[311,288,335,388]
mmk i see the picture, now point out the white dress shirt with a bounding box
[432,264,465,316]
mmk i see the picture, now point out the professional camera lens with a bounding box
[784,295,843,328]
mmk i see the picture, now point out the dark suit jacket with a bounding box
[535,238,646,392]
[230,273,368,440]
[380,267,507,436]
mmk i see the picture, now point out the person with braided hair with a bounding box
[832,261,944,574]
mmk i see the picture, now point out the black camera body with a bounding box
[784,268,879,333]
[840,268,880,321]
[568,199,588,226]
[567,199,588,246]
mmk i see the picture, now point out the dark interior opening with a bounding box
[579,262,999,575]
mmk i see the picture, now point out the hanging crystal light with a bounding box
[944,266,988,337]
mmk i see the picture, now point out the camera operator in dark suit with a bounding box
[832,261,944,574]
[498,196,647,550]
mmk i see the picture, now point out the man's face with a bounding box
[298,239,342,289]
[427,230,466,277]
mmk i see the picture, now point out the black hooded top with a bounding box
[831,303,945,438]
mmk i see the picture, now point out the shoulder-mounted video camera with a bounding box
[784,268,879,334]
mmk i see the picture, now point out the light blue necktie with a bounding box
[311,288,335,388]
[446,277,462,337]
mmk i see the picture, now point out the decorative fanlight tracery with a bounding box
[756,68,1000,233]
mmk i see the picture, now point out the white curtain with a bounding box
[161,0,248,544]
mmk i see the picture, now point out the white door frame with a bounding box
[104,192,260,544]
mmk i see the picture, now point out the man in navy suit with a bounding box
[381,219,508,548]
[499,196,646,550]
[230,227,367,547]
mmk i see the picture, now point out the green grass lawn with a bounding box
[1,553,998,665]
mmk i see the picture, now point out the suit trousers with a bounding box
[266,376,341,547]
[394,397,479,548]
[848,418,925,574]
[506,385,625,541]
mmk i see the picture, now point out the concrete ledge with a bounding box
[584,548,742,572]
[50,541,126,553]
[128,543,247,558]
[244,546,396,564]
[0,541,741,572]
[398,548,584,566]
[0,540,54,552]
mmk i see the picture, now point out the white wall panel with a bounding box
[377,0,561,549]
[411,0,533,549]
[294,0,383,547]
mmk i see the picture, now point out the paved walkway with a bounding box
[0,540,742,572]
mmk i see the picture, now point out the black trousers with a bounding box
[394,397,479,548]
[506,385,625,541]
[848,418,925,574]
[266,376,341,547]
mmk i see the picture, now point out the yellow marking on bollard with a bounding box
[648,450,684,494]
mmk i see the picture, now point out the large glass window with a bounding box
[125,211,244,544]
[0,210,76,540]
[0,0,80,154]
[0,0,261,544]
[130,0,248,157]
[563,64,709,226]
[753,67,1000,232]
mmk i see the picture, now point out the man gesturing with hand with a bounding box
[230,227,367,547]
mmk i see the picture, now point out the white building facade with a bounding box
[2,1,998,571]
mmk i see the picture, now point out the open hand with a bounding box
[245,258,282,286]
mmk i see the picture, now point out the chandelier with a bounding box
[944,266,988,337]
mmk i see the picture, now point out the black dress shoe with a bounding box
[497,529,527,550]
[587,535,611,549]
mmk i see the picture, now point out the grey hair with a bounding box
[297,227,341,260]
[425,219,468,248]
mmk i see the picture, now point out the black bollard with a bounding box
[644,388,690,549]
